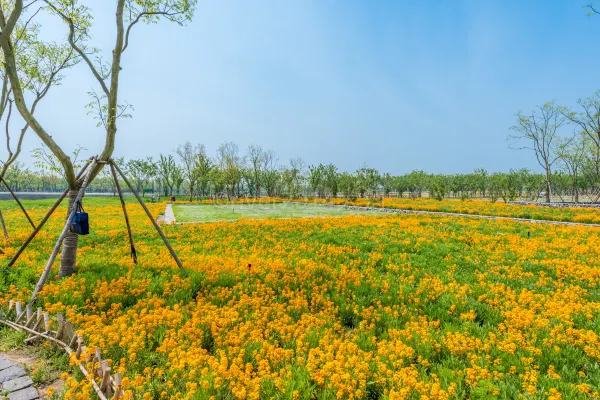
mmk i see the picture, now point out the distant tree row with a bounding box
[7,140,600,203]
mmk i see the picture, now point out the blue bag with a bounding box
[70,201,89,235]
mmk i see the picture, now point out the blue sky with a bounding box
[9,0,600,174]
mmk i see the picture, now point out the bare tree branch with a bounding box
[44,0,110,96]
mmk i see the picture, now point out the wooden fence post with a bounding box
[0,301,128,399]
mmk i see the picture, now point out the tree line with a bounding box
[6,140,600,203]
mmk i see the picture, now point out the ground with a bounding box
[0,198,599,399]
[0,328,66,399]
[172,202,379,223]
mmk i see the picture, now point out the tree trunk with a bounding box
[59,189,79,277]
[545,166,551,203]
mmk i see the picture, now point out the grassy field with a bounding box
[0,198,599,399]
[173,202,379,222]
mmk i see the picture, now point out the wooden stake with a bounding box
[55,314,65,341]
[113,373,123,399]
[14,301,23,323]
[31,158,98,303]
[109,162,137,264]
[100,360,111,395]
[8,160,92,267]
[0,178,35,229]
[112,161,187,275]
[75,335,84,358]
[0,209,8,239]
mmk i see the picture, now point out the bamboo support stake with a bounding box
[112,161,187,275]
[109,162,137,264]
[0,209,8,239]
[8,159,92,267]
[0,178,35,229]
[31,158,98,303]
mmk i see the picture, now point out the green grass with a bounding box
[173,203,379,222]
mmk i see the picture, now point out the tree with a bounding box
[192,147,213,198]
[429,174,448,201]
[509,101,567,203]
[381,173,393,197]
[246,145,265,197]
[4,162,25,191]
[177,142,203,201]
[556,134,587,203]
[563,91,600,183]
[217,142,242,199]
[288,157,305,198]
[32,145,87,183]
[338,172,357,200]
[0,14,77,184]
[405,170,428,199]
[0,0,196,277]
[489,171,520,203]
[429,174,446,200]
[356,167,381,198]
[308,164,325,197]
[158,154,181,196]
[126,157,157,197]
[514,168,544,201]
[262,150,279,197]
[473,168,488,197]
[585,1,600,15]
[580,135,600,201]
[392,175,409,198]
[209,168,225,197]
[323,164,339,198]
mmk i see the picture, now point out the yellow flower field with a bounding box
[1,199,600,399]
